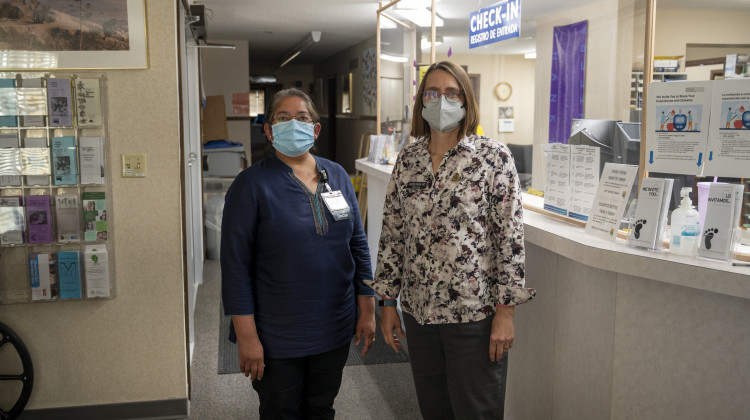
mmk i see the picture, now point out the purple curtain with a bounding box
[548,21,588,144]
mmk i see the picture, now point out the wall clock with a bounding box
[494,82,512,101]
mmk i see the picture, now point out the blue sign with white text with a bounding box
[469,0,521,49]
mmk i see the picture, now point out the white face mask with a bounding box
[422,96,466,133]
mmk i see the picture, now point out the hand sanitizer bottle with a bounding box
[669,187,700,255]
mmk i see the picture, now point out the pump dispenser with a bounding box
[669,187,700,255]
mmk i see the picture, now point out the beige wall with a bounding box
[2,2,188,410]
[436,53,536,147]
[654,9,750,68]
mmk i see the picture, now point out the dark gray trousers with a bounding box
[403,313,508,420]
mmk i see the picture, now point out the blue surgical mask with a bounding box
[271,119,315,157]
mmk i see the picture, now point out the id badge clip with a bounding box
[320,170,352,221]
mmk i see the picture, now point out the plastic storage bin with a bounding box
[204,196,224,260]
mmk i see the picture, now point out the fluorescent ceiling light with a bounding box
[396,0,429,9]
[380,53,408,63]
[279,50,302,68]
[421,36,443,50]
[278,31,322,69]
[524,51,537,59]
[395,9,443,27]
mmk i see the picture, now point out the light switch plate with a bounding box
[122,154,146,177]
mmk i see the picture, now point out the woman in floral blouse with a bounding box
[368,61,535,419]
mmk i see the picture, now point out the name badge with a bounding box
[407,181,428,189]
[321,190,352,221]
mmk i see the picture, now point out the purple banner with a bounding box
[548,20,588,144]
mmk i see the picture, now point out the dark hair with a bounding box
[264,88,320,126]
[410,61,479,139]
[262,88,321,155]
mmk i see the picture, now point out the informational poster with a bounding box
[568,145,600,221]
[645,81,712,175]
[703,78,750,178]
[232,92,249,116]
[541,143,570,216]
[584,163,638,241]
[499,106,514,132]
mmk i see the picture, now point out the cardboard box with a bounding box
[202,95,229,143]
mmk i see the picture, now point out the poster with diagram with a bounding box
[703,78,750,178]
[645,81,712,175]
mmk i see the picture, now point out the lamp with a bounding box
[278,31,322,69]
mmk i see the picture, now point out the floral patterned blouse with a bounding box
[367,135,535,325]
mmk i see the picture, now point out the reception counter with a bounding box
[355,158,750,419]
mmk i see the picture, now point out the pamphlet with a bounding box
[541,143,570,216]
[29,252,57,301]
[697,183,745,261]
[58,250,82,299]
[22,137,50,186]
[568,145,600,221]
[52,136,77,185]
[0,196,24,245]
[82,191,107,241]
[584,163,639,241]
[47,78,73,127]
[55,194,81,242]
[79,137,104,184]
[26,195,52,244]
[0,133,22,186]
[18,78,46,127]
[75,79,102,127]
[84,245,111,298]
[627,177,674,250]
[0,78,18,127]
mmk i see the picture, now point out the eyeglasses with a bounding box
[423,89,464,102]
[272,114,314,124]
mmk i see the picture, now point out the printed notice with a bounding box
[645,81,712,175]
[541,143,570,216]
[703,78,750,178]
[584,163,638,242]
[568,145,600,221]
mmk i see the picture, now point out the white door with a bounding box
[178,4,204,362]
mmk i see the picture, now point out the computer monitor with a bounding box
[613,122,641,165]
[570,119,617,145]
[568,118,618,175]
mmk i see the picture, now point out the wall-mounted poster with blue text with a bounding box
[548,20,588,144]
[469,0,521,49]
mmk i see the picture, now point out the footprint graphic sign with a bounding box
[697,183,745,261]
[626,177,673,250]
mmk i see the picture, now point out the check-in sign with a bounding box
[469,0,521,49]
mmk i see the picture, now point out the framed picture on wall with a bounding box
[0,0,148,70]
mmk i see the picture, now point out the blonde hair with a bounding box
[410,61,479,139]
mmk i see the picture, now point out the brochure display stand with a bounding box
[0,73,114,304]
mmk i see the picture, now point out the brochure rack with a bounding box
[0,73,115,304]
